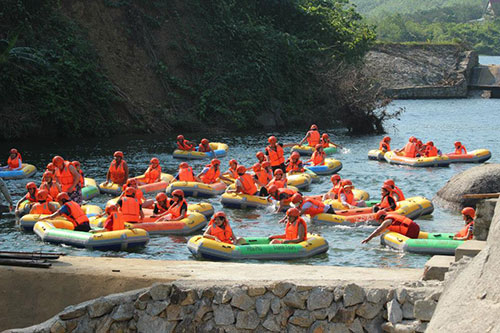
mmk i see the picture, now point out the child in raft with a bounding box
[454,207,475,240]
[268,208,307,244]
[221,159,239,180]
[198,138,215,155]
[252,163,272,188]
[379,136,391,152]
[267,169,288,190]
[140,158,162,184]
[255,151,267,164]
[198,159,222,184]
[307,144,326,166]
[338,180,366,209]
[40,172,61,199]
[39,192,91,232]
[203,211,246,245]
[176,135,196,151]
[15,182,38,215]
[453,141,467,154]
[1,148,22,170]
[383,179,405,202]
[286,152,305,173]
[361,209,420,244]
[157,189,188,222]
[322,174,342,200]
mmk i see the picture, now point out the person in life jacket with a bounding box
[40,172,61,199]
[398,136,418,158]
[454,207,475,240]
[15,182,38,214]
[176,135,195,151]
[3,148,22,170]
[151,192,174,218]
[265,136,293,173]
[198,138,215,154]
[338,180,366,209]
[53,156,83,204]
[222,159,239,179]
[255,151,267,164]
[171,162,201,183]
[423,141,438,157]
[117,187,144,223]
[454,141,467,154]
[323,174,342,200]
[361,209,420,243]
[229,166,258,196]
[321,133,331,149]
[383,179,405,201]
[416,140,425,156]
[379,136,391,152]
[45,163,59,183]
[291,193,335,217]
[121,178,148,206]
[198,159,222,184]
[142,158,162,184]
[158,189,188,221]
[39,192,91,232]
[203,211,245,244]
[299,124,321,147]
[267,185,298,212]
[105,151,129,186]
[252,163,272,194]
[29,190,56,215]
[307,144,326,166]
[71,161,85,188]
[261,161,273,181]
[269,208,307,244]
[373,184,397,212]
[267,168,288,190]
[103,204,125,231]
[286,152,305,173]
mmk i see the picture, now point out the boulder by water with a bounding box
[433,164,500,210]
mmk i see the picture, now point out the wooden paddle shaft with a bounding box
[462,193,500,199]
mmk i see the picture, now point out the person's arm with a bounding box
[361,220,392,243]
[171,207,187,221]
[67,165,80,192]
[283,223,306,244]
[299,133,310,146]
[122,161,129,183]
[203,225,220,241]
[105,167,111,184]
[340,193,355,209]
[454,225,473,240]
[39,206,64,221]
[0,179,13,210]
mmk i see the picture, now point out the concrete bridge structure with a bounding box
[469,65,500,98]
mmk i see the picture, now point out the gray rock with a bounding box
[271,282,293,298]
[309,320,328,333]
[271,297,281,314]
[134,300,147,310]
[87,298,114,318]
[230,290,254,310]
[283,289,306,309]
[109,321,128,333]
[214,289,232,304]
[166,304,182,321]
[95,315,114,333]
[366,289,388,304]
[387,299,403,324]
[289,309,314,327]
[200,288,215,299]
[287,323,307,333]
[396,289,408,304]
[413,299,436,322]
[332,306,356,324]
[256,297,271,318]
[235,310,260,330]
[356,301,384,320]
[248,286,267,297]
[111,303,135,321]
[402,302,415,320]
[50,320,66,333]
[180,289,197,306]
[136,313,174,333]
[307,287,334,311]
[348,318,364,333]
[262,314,281,332]
[343,284,365,307]
[194,298,212,322]
[429,291,442,302]
[327,323,350,333]
[334,286,344,302]
[312,309,328,320]
[382,320,418,333]
[213,304,235,325]
[474,199,497,240]
[59,306,87,320]
[415,320,428,332]
[327,301,339,321]
[149,284,171,301]
[137,291,151,302]
[360,313,384,333]
[146,301,169,317]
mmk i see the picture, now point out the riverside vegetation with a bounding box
[0,0,399,140]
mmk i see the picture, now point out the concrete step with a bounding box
[455,240,487,261]
[422,255,455,281]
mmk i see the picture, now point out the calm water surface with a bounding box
[1,72,500,269]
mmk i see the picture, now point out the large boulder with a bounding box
[433,164,500,210]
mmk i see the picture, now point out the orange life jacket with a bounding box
[228,167,239,179]
[255,170,271,186]
[285,217,307,241]
[321,139,331,149]
[7,153,22,169]
[40,182,60,200]
[198,143,211,152]
[200,165,220,184]
[379,194,396,211]
[209,221,233,244]
[166,199,187,219]
[178,167,196,182]
[286,159,303,173]
[154,200,171,214]
[385,214,415,236]
[307,130,320,146]
[300,198,325,216]
[238,173,257,195]
[109,160,127,185]
[456,222,474,240]
[105,211,125,231]
[266,145,285,167]
[393,186,405,201]
[144,165,161,184]
[30,202,52,215]
[56,161,76,192]
[272,188,296,201]
[269,178,287,189]
[379,140,390,151]
[425,146,438,157]
[120,196,141,222]
[329,184,341,199]
[121,186,145,204]
[403,142,417,158]
[25,191,38,203]
[177,140,195,151]
[77,170,84,187]
[455,145,467,154]
[338,189,354,205]
[46,169,59,183]
[310,151,325,166]
[62,201,89,226]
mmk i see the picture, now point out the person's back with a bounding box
[120,196,141,222]
[385,213,420,239]
[403,142,417,158]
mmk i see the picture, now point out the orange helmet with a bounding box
[236,165,246,174]
[256,151,265,159]
[315,144,322,150]
[286,207,300,217]
[262,161,270,168]
[252,163,261,172]
[211,159,220,166]
[322,133,329,139]
[172,189,184,198]
[268,136,277,144]
[105,204,118,215]
[114,151,124,158]
[126,178,137,186]
[342,179,353,188]
[213,211,227,220]
[150,157,159,165]
[274,169,284,176]
[229,159,237,166]
[177,135,184,141]
[381,184,392,193]
[291,152,300,160]
[454,141,461,147]
[267,185,278,194]
[201,138,209,145]
[375,209,387,221]
[10,148,18,154]
[291,193,303,204]
[125,187,136,196]
[46,163,55,171]
[426,141,434,146]
[52,156,64,167]
[331,174,341,182]
[156,192,167,202]
[179,162,189,168]
[42,171,53,181]
[71,161,80,168]
[310,124,318,130]
[461,207,475,219]
[36,190,49,201]
[26,182,37,190]
[383,136,390,142]
[383,179,395,187]
[56,192,70,202]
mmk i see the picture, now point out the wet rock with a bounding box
[387,299,403,324]
[413,299,436,321]
[307,287,333,311]
[235,310,260,330]
[283,289,306,309]
[288,310,313,327]
[230,290,254,310]
[248,286,266,297]
[343,284,365,307]
[262,314,281,332]
[366,289,388,304]
[146,301,169,317]
[59,306,87,320]
[213,304,235,325]
[356,301,384,320]
[111,303,135,321]
[149,284,171,301]
[271,282,293,298]
[255,297,271,318]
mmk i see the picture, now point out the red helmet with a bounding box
[213,211,226,219]
[383,136,391,142]
[383,179,395,187]
[36,190,49,201]
[342,179,353,188]
[252,163,261,171]
[229,159,237,166]
[461,207,475,219]
[52,156,64,167]
[172,189,184,198]
[256,151,265,159]
[381,184,392,193]
[262,161,270,168]
[268,136,277,144]
[177,135,184,141]
[126,178,137,186]
[56,192,70,202]
[114,151,124,158]
[211,159,220,166]
[322,133,329,139]
[26,182,37,190]
[10,148,18,154]
[201,138,209,145]
[426,141,434,146]
[156,192,167,202]
[454,141,461,147]
[291,193,303,204]
[46,163,55,171]
[291,152,300,160]
[42,171,53,181]
[315,144,322,150]
[310,124,318,130]
[179,162,189,169]
[267,185,277,193]
[274,169,284,176]
[331,174,341,183]
[105,204,118,215]
[236,165,246,174]
[71,161,80,168]
[375,209,387,221]
[286,207,300,217]
[150,157,159,165]
[125,187,136,196]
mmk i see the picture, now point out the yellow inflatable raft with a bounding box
[0,163,37,179]
[384,151,450,167]
[286,173,312,190]
[221,192,271,209]
[173,143,228,159]
[305,158,342,175]
[367,149,386,161]
[166,181,226,198]
[82,178,100,200]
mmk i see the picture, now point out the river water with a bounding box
[1,57,499,269]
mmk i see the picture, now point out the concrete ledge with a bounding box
[423,255,455,281]
[455,240,487,261]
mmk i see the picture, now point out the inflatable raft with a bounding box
[187,234,329,260]
[305,158,342,175]
[98,182,122,196]
[0,164,37,179]
[34,221,149,251]
[384,151,450,167]
[291,144,337,156]
[134,173,174,194]
[444,149,491,164]
[82,178,100,200]
[221,192,271,209]
[381,231,463,255]
[173,143,228,159]
[166,181,226,198]
[368,149,386,161]
[287,173,312,190]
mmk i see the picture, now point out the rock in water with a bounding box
[434,164,500,210]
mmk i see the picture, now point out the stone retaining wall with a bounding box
[9,281,443,333]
